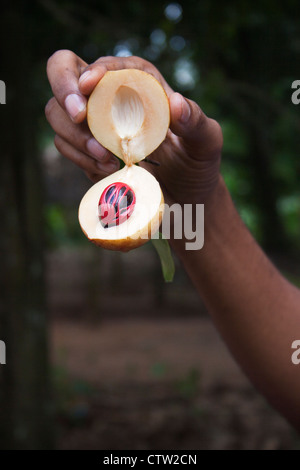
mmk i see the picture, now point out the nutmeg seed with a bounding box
[99,182,136,228]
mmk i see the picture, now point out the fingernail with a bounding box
[86,138,107,160]
[180,96,191,123]
[79,70,92,86]
[65,94,86,120]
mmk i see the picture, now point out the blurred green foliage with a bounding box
[46,205,85,247]
[28,0,299,254]
[175,368,201,399]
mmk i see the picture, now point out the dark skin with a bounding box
[46,51,300,430]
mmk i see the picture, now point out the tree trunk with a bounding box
[0,3,55,449]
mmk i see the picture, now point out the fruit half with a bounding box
[78,165,164,252]
[87,69,170,165]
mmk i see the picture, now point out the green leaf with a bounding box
[151,232,175,283]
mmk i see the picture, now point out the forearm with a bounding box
[171,176,300,428]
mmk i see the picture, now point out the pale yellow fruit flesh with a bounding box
[78,165,165,252]
[87,69,170,165]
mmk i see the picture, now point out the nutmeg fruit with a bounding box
[78,69,170,252]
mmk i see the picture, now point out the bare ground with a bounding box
[50,318,299,450]
[48,247,299,450]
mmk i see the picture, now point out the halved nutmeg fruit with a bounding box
[78,69,170,252]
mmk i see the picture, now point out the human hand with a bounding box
[45,50,223,206]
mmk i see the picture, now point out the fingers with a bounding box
[47,51,174,126]
[169,92,223,158]
[47,49,88,123]
[46,97,119,177]
[45,97,111,161]
[78,55,173,97]
[54,135,119,179]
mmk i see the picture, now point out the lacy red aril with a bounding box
[99,182,136,228]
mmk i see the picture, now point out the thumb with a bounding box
[47,50,87,123]
[169,92,223,153]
